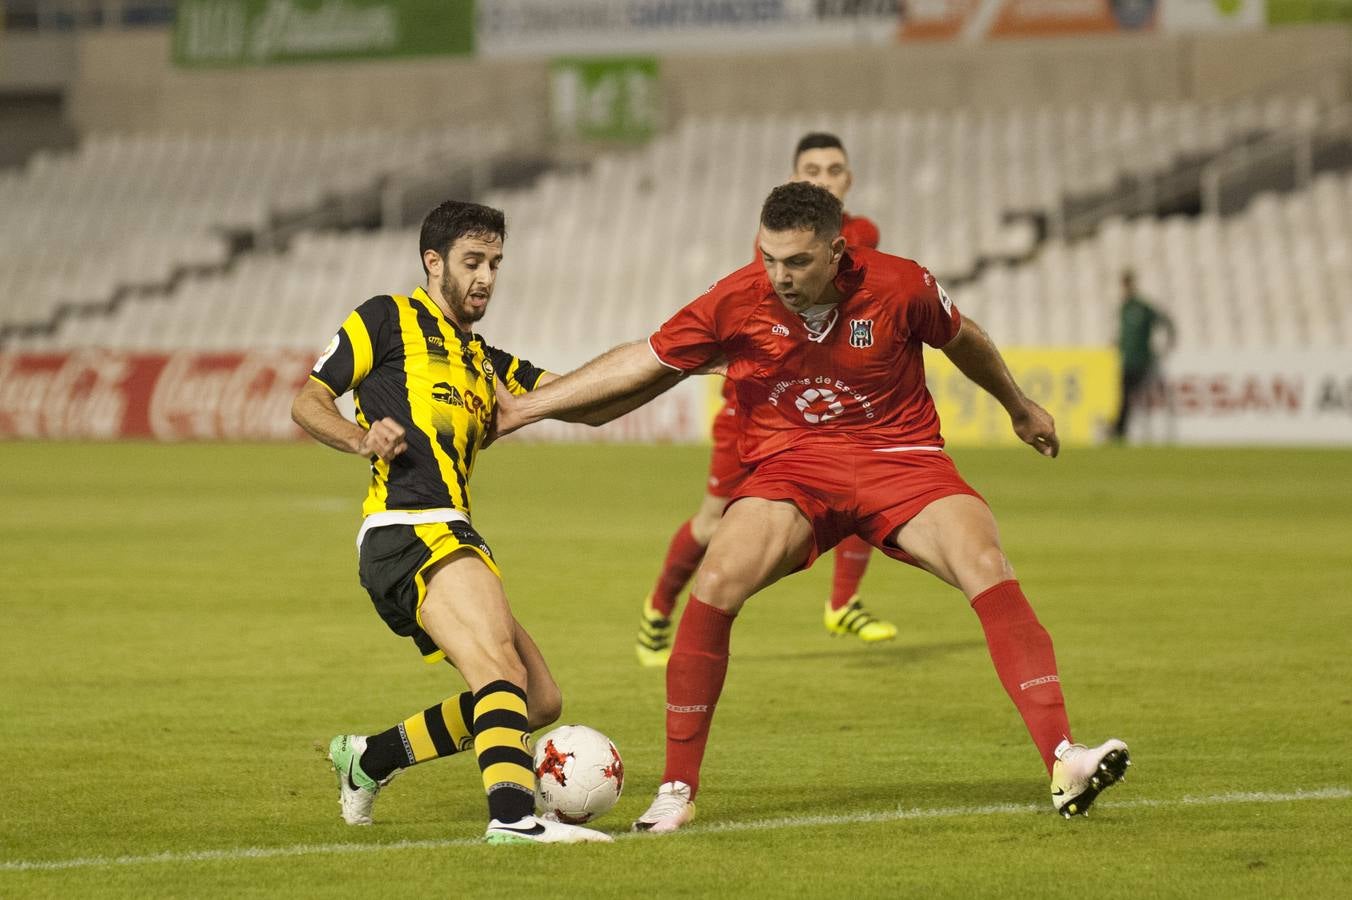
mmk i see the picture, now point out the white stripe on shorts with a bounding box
[356,509,471,553]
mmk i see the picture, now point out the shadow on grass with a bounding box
[713,776,1039,821]
[735,639,985,667]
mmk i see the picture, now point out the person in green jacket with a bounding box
[1111,270,1176,441]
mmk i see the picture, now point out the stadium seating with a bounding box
[949,169,1352,349]
[15,165,1349,361]
[482,96,1320,283]
[4,97,1345,360]
[0,126,510,336]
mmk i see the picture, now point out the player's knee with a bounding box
[967,546,1015,591]
[691,562,747,612]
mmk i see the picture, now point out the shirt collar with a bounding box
[412,286,471,337]
[411,286,438,315]
[834,250,866,298]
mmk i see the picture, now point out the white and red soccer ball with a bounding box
[532,725,624,824]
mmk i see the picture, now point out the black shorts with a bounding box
[357,520,499,663]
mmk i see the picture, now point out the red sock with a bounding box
[830,535,874,610]
[650,521,707,617]
[662,596,735,797]
[971,580,1071,774]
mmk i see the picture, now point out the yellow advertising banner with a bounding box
[703,348,1119,447]
[925,347,1118,447]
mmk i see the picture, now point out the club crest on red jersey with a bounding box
[849,319,874,348]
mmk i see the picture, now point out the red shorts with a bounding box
[728,443,984,569]
[706,402,750,498]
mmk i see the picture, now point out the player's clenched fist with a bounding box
[1011,400,1060,458]
[359,417,407,461]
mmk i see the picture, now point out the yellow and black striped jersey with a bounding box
[310,287,546,518]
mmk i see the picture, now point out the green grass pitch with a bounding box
[2,441,1350,898]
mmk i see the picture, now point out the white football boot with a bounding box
[484,815,613,844]
[631,781,697,833]
[1050,738,1131,818]
[327,734,397,826]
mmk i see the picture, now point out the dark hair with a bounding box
[794,132,847,165]
[760,182,843,239]
[419,200,506,275]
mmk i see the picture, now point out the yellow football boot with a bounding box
[636,595,673,667]
[824,595,898,642]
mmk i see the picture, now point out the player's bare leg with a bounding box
[694,498,814,611]
[333,601,564,812]
[329,561,567,827]
[639,493,730,667]
[689,493,732,546]
[891,495,1130,816]
[419,552,610,843]
[634,498,813,833]
[513,619,563,731]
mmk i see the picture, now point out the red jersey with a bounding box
[652,247,960,466]
[841,212,881,252]
[729,211,881,403]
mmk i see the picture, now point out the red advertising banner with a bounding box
[0,351,314,440]
[898,0,1158,41]
[0,350,710,443]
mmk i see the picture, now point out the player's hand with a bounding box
[484,378,522,447]
[358,417,407,461]
[1010,400,1059,458]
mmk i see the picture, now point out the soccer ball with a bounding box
[532,724,624,824]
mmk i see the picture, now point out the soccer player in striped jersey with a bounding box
[291,201,613,844]
[638,132,897,668]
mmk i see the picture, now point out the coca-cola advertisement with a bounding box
[0,351,315,440]
[0,350,712,443]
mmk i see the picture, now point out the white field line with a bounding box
[3,787,1348,874]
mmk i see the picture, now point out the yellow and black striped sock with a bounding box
[359,692,475,781]
[472,680,536,824]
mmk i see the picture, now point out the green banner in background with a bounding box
[173,0,474,67]
[1267,0,1352,22]
[550,57,661,143]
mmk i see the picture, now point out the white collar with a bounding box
[798,304,840,343]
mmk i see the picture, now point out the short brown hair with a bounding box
[760,182,842,240]
[419,200,506,276]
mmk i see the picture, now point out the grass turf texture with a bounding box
[2,442,1349,898]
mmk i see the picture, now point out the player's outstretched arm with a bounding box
[291,378,407,461]
[940,317,1059,458]
[496,341,676,437]
[538,371,685,426]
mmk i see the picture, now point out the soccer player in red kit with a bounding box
[497,182,1131,829]
[638,132,896,668]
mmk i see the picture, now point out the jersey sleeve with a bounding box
[649,281,728,373]
[907,268,962,348]
[310,296,391,396]
[484,345,548,396]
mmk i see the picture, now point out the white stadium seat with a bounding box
[3,99,1346,360]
